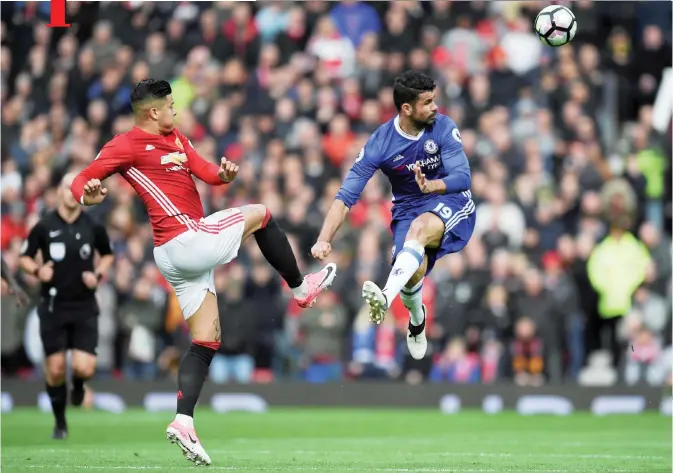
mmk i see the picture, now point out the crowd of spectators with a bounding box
[1,1,671,386]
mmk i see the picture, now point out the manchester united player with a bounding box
[70,79,337,465]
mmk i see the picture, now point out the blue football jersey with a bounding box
[335,114,471,218]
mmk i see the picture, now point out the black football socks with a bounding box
[254,211,303,289]
[71,375,87,406]
[176,342,218,419]
[46,382,68,432]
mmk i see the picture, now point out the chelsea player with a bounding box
[311,71,475,360]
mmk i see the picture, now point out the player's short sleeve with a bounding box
[20,221,46,259]
[335,137,383,208]
[92,220,113,256]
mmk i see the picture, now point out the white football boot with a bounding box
[166,420,212,466]
[406,304,428,360]
[362,281,389,324]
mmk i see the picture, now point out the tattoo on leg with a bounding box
[213,318,221,342]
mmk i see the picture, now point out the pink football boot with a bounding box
[294,263,337,308]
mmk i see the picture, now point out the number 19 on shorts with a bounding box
[433,203,453,221]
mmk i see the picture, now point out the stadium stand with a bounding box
[1,0,671,387]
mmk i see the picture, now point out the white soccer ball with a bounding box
[534,5,577,47]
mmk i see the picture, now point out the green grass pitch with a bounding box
[1,408,671,472]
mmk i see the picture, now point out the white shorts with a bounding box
[153,209,245,319]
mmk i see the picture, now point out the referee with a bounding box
[20,172,114,439]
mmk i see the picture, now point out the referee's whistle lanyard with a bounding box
[48,287,57,313]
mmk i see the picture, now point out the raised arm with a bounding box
[71,136,133,205]
[176,130,236,185]
[312,144,380,260]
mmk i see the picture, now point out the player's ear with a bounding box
[401,103,413,117]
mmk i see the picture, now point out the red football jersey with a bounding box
[71,127,225,246]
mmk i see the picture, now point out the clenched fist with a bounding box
[311,241,332,261]
[82,271,99,289]
[38,261,55,283]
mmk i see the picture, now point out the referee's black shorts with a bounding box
[37,305,99,357]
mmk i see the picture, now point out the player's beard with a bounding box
[412,115,434,130]
[424,112,437,125]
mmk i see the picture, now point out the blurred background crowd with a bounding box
[1,1,671,387]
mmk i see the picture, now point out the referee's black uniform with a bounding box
[21,209,113,356]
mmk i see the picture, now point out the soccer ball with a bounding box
[534,5,577,47]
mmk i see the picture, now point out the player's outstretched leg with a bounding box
[363,213,442,328]
[44,353,68,439]
[240,205,336,308]
[363,240,425,325]
[166,293,218,466]
[400,262,429,360]
[70,350,96,407]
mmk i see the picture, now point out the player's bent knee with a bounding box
[239,204,270,240]
[406,220,432,246]
[407,214,444,248]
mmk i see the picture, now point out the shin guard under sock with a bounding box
[254,211,303,288]
[176,341,218,418]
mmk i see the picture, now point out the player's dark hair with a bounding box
[130,79,172,111]
[393,71,436,111]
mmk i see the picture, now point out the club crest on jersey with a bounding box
[423,139,438,155]
[79,243,92,260]
[160,152,188,172]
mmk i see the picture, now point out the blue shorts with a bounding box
[391,192,476,275]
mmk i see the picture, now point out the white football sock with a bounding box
[401,279,425,326]
[382,240,425,305]
[175,414,194,429]
[292,279,308,298]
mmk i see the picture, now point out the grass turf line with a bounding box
[1,408,670,473]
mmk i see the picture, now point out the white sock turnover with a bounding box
[401,279,425,327]
[382,240,425,305]
[292,279,308,298]
[175,414,194,429]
